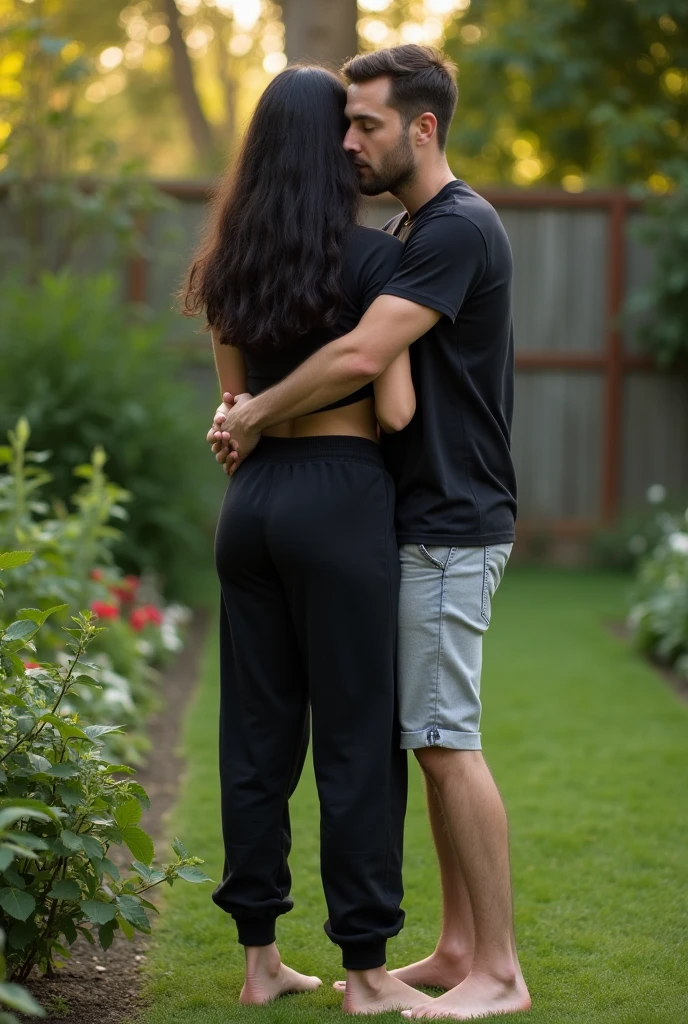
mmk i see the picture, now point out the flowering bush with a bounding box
[0,420,190,762]
[0,551,210,984]
[628,486,688,679]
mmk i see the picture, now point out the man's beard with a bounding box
[357,132,416,196]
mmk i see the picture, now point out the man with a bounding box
[211,45,530,1021]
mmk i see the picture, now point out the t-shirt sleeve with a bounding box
[379,214,488,323]
[359,231,405,314]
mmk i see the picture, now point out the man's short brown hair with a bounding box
[342,45,458,150]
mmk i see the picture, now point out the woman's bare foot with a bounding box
[390,948,473,991]
[400,967,531,1019]
[332,947,472,994]
[240,943,322,1005]
[341,966,434,1015]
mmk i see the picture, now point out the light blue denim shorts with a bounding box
[397,544,512,750]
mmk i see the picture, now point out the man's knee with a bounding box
[414,746,484,784]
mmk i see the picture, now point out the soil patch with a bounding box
[607,620,688,702]
[21,610,210,1024]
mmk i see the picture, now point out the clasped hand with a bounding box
[207,392,259,476]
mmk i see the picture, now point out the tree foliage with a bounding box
[446,0,688,189]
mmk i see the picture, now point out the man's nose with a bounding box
[343,128,359,153]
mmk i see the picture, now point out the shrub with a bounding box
[1,420,190,763]
[0,274,220,599]
[0,551,211,984]
[628,492,688,679]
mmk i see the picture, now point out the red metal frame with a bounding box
[134,183,658,533]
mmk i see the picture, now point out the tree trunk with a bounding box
[281,0,358,69]
[163,0,215,164]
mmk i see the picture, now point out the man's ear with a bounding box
[415,112,438,147]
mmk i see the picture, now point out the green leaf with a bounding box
[0,982,45,1015]
[17,605,68,627]
[102,765,135,776]
[56,783,82,808]
[0,552,33,570]
[82,725,123,740]
[79,900,116,925]
[175,866,212,884]
[115,895,150,933]
[27,754,51,775]
[121,826,153,866]
[4,833,48,852]
[116,913,134,940]
[0,851,14,873]
[80,835,104,862]
[98,918,117,951]
[100,857,120,882]
[127,783,150,808]
[114,798,142,829]
[7,920,38,951]
[46,763,80,779]
[0,799,61,822]
[0,807,50,831]
[171,837,187,860]
[59,830,83,852]
[49,880,81,901]
[2,621,37,643]
[0,887,36,921]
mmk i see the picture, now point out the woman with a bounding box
[182,66,429,1015]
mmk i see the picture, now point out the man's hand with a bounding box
[208,392,260,477]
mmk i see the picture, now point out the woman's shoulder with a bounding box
[343,224,404,279]
[348,223,404,255]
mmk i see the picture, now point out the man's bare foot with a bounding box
[240,943,321,1005]
[400,967,531,1019]
[333,947,472,994]
[341,966,434,1015]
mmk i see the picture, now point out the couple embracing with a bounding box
[182,44,530,1020]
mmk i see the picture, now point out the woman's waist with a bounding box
[262,396,378,443]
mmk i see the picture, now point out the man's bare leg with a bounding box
[240,943,322,1005]
[341,967,434,1014]
[390,773,474,989]
[333,774,474,995]
[403,749,530,1020]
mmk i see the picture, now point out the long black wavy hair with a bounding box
[182,65,360,350]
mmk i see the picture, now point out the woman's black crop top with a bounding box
[241,225,404,413]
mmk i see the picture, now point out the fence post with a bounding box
[602,196,627,524]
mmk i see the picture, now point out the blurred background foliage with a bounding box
[1,0,685,187]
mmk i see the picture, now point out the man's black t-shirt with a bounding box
[380,179,517,546]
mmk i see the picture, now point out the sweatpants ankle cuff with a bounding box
[342,940,387,971]
[235,918,276,947]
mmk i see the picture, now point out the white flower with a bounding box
[647,483,667,505]
[136,639,154,658]
[628,535,647,556]
[161,624,183,652]
[627,604,646,630]
[668,532,688,556]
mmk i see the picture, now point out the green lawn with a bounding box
[132,570,688,1024]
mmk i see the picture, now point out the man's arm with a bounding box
[216,295,440,467]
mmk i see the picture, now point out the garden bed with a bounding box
[20,611,209,1024]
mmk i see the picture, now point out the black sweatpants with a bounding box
[212,435,407,970]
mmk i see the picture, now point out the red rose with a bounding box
[129,607,149,632]
[24,661,41,669]
[90,600,119,620]
[143,604,164,626]
[90,568,104,581]
[129,604,163,631]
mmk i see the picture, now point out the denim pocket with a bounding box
[417,545,455,571]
